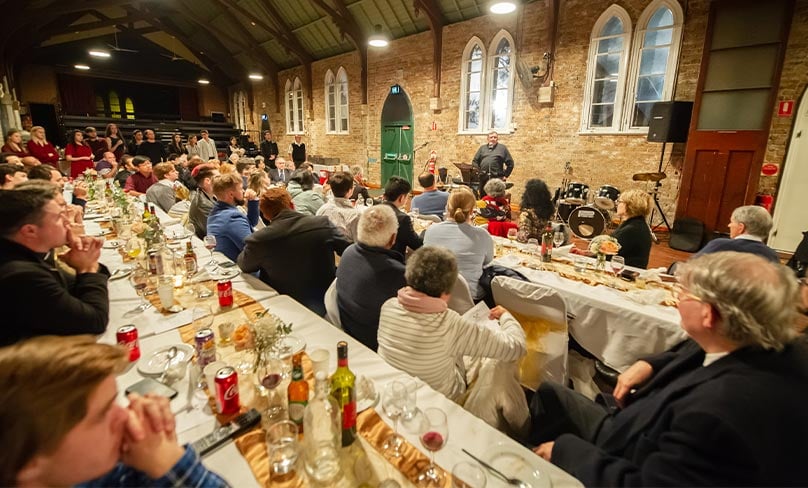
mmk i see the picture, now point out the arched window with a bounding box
[285,77,304,134]
[95,95,106,116]
[109,91,121,119]
[625,0,684,128]
[325,68,350,134]
[233,90,247,130]
[458,31,515,133]
[124,97,135,120]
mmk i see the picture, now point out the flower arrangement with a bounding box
[589,235,621,255]
[129,220,163,248]
[249,309,293,373]
[81,169,99,199]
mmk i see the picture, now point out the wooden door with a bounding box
[676,0,793,234]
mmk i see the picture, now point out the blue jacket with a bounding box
[696,237,780,263]
[206,200,259,262]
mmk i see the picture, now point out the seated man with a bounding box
[316,172,360,241]
[269,159,293,185]
[27,165,88,210]
[382,176,422,256]
[146,162,187,213]
[206,172,259,262]
[124,156,157,196]
[238,188,350,316]
[0,162,27,189]
[0,182,109,346]
[188,164,218,239]
[114,154,135,189]
[336,205,406,351]
[411,172,449,219]
[95,151,118,178]
[531,251,808,486]
[696,205,780,263]
[0,335,228,487]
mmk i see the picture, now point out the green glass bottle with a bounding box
[330,341,356,446]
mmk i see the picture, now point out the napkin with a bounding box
[493,254,522,269]
[140,308,194,337]
[623,289,667,305]
[639,267,667,283]
[553,244,575,256]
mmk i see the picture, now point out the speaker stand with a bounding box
[648,142,672,242]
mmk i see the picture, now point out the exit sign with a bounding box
[390,84,401,94]
[778,100,794,117]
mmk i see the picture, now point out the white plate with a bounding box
[276,335,305,358]
[485,441,552,488]
[209,268,240,280]
[137,344,195,376]
[166,231,194,241]
[102,239,121,249]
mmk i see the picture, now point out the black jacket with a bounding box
[237,209,350,316]
[611,215,652,269]
[336,243,406,351]
[0,239,110,347]
[382,202,423,256]
[552,339,808,486]
[260,140,279,169]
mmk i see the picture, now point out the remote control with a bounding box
[191,409,261,457]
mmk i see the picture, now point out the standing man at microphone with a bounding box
[472,131,514,197]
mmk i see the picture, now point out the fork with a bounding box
[462,448,529,488]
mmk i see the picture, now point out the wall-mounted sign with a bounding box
[402,125,411,130]
[390,84,401,95]
[761,163,779,176]
[778,100,794,117]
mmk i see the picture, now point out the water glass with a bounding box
[452,462,487,488]
[309,348,329,377]
[553,231,565,248]
[611,255,626,276]
[267,421,299,475]
[157,276,175,311]
[526,238,540,255]
[574,257,588,273]
[401,378,419,421]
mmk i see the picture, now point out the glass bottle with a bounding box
[330,341,356,447]
[303,371,342,483]
[287,352,309,433]
[541,222,553,263]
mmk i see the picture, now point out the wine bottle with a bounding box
[541,222,553,263]
[184,241,198,275]
[330,341,356,446]
[287,352,309,433]
[303,371,342,483]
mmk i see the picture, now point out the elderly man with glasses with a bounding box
[530,251,808,486]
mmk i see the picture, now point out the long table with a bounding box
[99,232,583,487]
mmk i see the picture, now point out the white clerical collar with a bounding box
[735,233,763,242]
[703,351,730,367]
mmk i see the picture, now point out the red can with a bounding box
[215,366,240,414]
[116,325,140,362]
[217,279,233,307]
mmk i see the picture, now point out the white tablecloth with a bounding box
[99,236,582,488]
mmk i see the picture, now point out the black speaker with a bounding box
[647,101,693,143]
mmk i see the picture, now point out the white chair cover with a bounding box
[447,274,475,315]
[416,214,442,223]
[324,278,343,329]
[491,276,569,389]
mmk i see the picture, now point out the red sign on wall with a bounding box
[778,100,794,117]
[761,163,779,176]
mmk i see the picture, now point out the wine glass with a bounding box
[124,237,145,260]
[203,235,218,268]
[365,197,374,207]
[258,356,287,423]
[192,305,214,332]
[417,407,449,486]
[411,207,420,219]
[452,462,487,488]
[382,381,407,458]
[611,255,625,277]
[526,238,540,255]
[553,231,565,248]
[506,228,518,242]
[184,222,196,239]
[124,268,151,317]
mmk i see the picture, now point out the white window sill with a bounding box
[577,129,650,136]
[457,129,515,136]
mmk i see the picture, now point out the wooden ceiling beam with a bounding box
[20,0,136,16]
[414,0,445,99]
[38,11,156,39]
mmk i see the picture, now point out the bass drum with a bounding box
[568,205,608,239]
[557,202,580,222]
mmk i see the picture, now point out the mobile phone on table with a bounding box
[125,378,178,399]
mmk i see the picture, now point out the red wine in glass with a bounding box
[421,431,445,451]
[261,373,282,390]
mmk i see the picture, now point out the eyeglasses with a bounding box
[671,286,703,304]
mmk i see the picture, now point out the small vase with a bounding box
[596,252,607,271]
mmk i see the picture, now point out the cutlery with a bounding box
[158,346,178,384]
[462,448,529,488]
[173,365,198,415]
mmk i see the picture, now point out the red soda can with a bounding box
[217,279,233,307]
[194,328,217,368]
[215,366,240,414]
[116,325,140,362]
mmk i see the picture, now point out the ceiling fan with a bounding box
[160,37,188,62]
[106,31,138,53]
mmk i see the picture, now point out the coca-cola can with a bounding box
[194,328,217,368]
[215,366,240,414]
[147,250,164,276]
[217,279,233,307]
[116,325,140,362]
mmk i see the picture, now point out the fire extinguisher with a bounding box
[755,193,774,213]
[427,150,437,174]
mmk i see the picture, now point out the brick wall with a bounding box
[241,0,808,217]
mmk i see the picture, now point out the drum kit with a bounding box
[554,163,621,240]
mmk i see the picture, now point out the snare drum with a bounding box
[563,182,589,205]
[594,185,620,210]
[568,205,607,239]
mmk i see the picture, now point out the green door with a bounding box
[380,85,414,185]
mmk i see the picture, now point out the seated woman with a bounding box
[517,178,570,244]
[424,187,494,301]
[377,246,528,437]
[610,189,653,268]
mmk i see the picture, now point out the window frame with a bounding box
[324,67,350,135]
[285,77,305,135]
[457,31,516,135]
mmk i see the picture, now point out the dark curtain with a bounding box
[58,74,95,116]
[178,87,199,121]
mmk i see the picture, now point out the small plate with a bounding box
[102,239,121,249]
[138,344,195,376]
[209,268,240,280]
[84,213,107,220]
[166,305,185,313]
[485,442,552,488]
[91,228,113,237]
[276,335,305,358]
[166,231,193,241]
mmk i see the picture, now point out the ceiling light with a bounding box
[248,73,263,80]
[74,64,90,70]
[88,50,110,58]
[198,79,210,85]
[489,1,517,14]
[368,25,389,48]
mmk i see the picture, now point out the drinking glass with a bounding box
[124,237,145,261]
[124,268,151,317]
[411,207,420,219]
[506,228,518,242]
[401,378,420,422]
[365,198,374,207]
[203,235,218,268]
[553,231,565,248]
[452,462,487,488]
[184,223,196,238]
[526,238,540,255]
[157,276,175,311]
[267,421,299,476]
[382,381,407,458]
[257,356,287,423]
[191,305,214,332]
[417,407,449,486]
[611,255,625,277]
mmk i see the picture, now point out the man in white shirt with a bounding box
[197,130,217,162]
[316,171,360,241]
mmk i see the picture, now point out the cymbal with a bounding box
[632,172,667,182]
